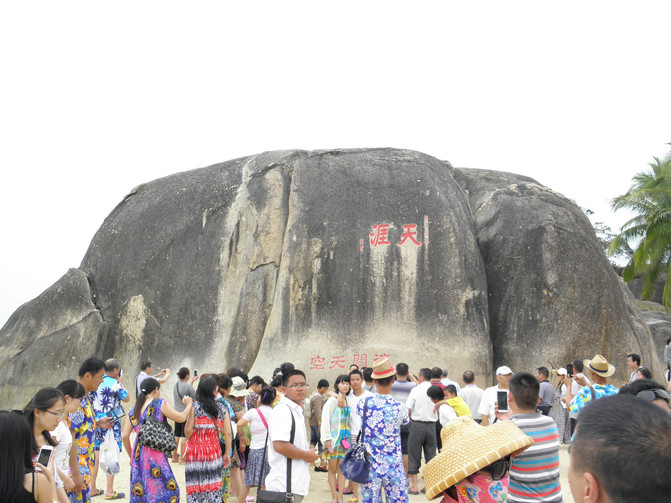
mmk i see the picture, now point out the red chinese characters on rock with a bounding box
[369,224,391,247]
[397,224,421,246]
[368,219,427,248]
[329,356,346,370]
[308,354,392,370]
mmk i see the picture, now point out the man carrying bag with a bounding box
[261,369,319,503]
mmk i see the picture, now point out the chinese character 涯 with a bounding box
[370,224,391,247]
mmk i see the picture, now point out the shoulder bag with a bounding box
[137,399,177,454]
[207,405,228,456]
[340,397,370,484]
[257,404,296,503]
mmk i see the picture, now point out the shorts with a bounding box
[400,422,410,455]
[174,420,186,438]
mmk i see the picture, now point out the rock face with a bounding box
[0,149,661,408]
[452,169,661,381]
[626,273,667,305]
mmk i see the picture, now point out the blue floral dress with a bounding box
[129,399,179,503]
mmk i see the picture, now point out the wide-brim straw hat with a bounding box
[371,357,396,379]
[423,416,534,500]
[583,354,616,377]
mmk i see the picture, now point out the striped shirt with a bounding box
[508,412,562,503]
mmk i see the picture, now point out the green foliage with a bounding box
[610,146,671,311]
[582,208,632,264]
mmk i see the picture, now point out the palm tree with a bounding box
[610,147,671,311]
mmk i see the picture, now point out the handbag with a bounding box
[206,410,228,456]
[137,399,177,454]
[257,404,295,503]
[340,397,370,484]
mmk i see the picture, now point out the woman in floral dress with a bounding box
[122,378,193,503]
[184,376,232,502]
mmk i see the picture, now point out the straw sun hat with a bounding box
[583,354,616,377]
[423,416,534,500]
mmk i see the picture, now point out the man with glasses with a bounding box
[266,369,319,502]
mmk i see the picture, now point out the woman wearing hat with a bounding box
[423,416,533,502]
[566,354,619,414]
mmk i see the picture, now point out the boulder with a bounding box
[0,149,660,407]
[626,273,667,305]
[0,268,105,407]
[638,307,671,371]
[452,168,662,383]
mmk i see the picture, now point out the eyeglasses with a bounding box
[286,383,309,389]
[486,456,512,480]
[44,409,66,418]
[637,388,671,403]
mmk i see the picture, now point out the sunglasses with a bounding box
[485,456,512,480]
[637,388,670,403]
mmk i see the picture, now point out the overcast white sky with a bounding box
[1,2,670,327]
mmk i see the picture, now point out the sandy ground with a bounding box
[91,443,574,503]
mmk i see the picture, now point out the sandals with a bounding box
[104,492,125,500]
[91,490,103,497]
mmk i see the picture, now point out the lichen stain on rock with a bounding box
[117,295,151,354]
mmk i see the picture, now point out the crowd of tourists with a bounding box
[1,352,670,503]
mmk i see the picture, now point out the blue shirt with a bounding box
[357,393,409,475]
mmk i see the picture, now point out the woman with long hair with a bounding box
[122,377,193,503]
[23,387,65,460]
[237,385,276,503]
[184,376,232,502]
[219,373,245,499]
[321,374,352,503]
[53,380,85,503]
[23,387,65,503]
[173,367,198,463]
[0,410,54,503]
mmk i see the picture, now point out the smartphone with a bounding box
[193,369,198,377]
[566,364,573,377]
[106,405,126,423]
[119,369,123,378]
[341,438,351,450]
[37,445,53,467]
[497,390,509,413]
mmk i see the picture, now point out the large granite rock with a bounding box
[626,273,667,305]
[0,268,105,407]
[0,149,660,408]
[638,307,671,369]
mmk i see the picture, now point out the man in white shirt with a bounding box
[478,365,513,426]
[134,360,170,397]
[459,370,485,423]
[266,369,319,502]
[406,368,437,494]
[344,369,373,498]
[389,363,417,478]
[428,384,457,426]
[440,367,461,393]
